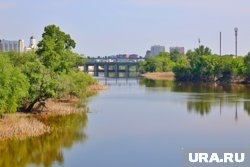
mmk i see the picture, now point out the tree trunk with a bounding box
[26,98,39,112]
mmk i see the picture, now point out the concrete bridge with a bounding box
[97,78,139,86]
[84,61,140,78]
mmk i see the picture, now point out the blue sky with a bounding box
[0,0,250,57]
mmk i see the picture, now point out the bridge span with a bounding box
[83,61,139,78]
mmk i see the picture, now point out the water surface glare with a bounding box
[2,78,250,167]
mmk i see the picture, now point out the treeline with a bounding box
[0,25,96,114]
[140,45,250,83]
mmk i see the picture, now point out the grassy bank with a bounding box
[141,72,175,80]
[0,84,107,141]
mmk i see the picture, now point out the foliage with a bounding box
[170,50,183,62]
[37,25,78,73]
[244,52,250,79]
[0,25,96,113]
[141,45,250,83]
[140,52,175,73]
[57,71,96,98]
[174,55,246,82]
[173,56,191,81]
[0,56,29,113]
[193,45,212,56]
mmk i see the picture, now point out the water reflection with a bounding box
[187,101,211,115]
[0,112,88,167]
[140,79,250,117]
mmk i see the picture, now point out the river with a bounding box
[1,78,250,167]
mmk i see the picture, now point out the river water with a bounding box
[1,78,250,167]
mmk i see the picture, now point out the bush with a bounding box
[0,25,97,112]
[0,56,29,113]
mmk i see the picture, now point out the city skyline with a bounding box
[1,0,250,57]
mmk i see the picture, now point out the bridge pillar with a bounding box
[104,64,109,77]
[85,61,139,78]
[115,64,119,78]
[84,65,88,73]
[94,64,98,76]
[125,64,130,78]
[135,64,139,77]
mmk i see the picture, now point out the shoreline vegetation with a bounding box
[141,72,247,84]
[0,84,107,141]
[139,45,250,84]
[0,24,108,141]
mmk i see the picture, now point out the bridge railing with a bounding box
[86,58,145,63]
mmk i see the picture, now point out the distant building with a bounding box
[25,36,38,52]
[0,39,25,53]
[116,54,129,59]
[145,45,165,57]
[170,47,185,55]
[108,54,139,60]
[151,45,165,56]
[19,40,25,52]
[129,54,138,59]
[145,50,151,58]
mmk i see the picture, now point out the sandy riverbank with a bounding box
[0,83,107,141]
[141,72,175,81]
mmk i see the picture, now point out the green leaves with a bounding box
[0,25,96,112]
[37,25,78,73]
[0,56,29,113]
[37,25,76,54]
[141,45,250,83]
[174,55,247,82]
[57,71,96,98]
[194,45,212,56]
[141,52,175,73]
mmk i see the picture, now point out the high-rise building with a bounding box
[151,45,165,56]
[170,47,185,55]
[0,39,25,53]
[18,40,25,53]
[145,45,165,57]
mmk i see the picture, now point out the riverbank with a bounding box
[141,72,175,80]
[0,83,107,141]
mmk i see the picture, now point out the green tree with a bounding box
[194,45,212,56]
[0,25,97,113]
[37,25,78,73]
[142,57,157,72]
[57,71,96,98]
[173,56,191,81]
[244,52,250,80]
[22,59,57,111]
[4,52,58,111]
[0,56,29,113]
[140,52,175,73]
[170,50,183,62]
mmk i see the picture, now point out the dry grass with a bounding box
[0,114,50,141]
[36,99,84,117]
[141,72,175,80]
[0,83,107,141]
[87,83,108,93]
